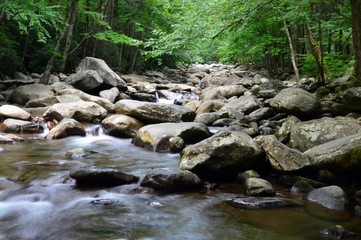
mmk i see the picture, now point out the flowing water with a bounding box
[1,128,361,240]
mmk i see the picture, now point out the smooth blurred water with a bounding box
[0,128,361,240]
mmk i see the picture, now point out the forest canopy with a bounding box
[0,0,360,85]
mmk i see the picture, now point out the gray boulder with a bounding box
[305,186,349,219]
[0,133,24,144]
[140,171,203,191]
[179,131,263,180]
[57,88,114,112]
[194,112,228,125]
[255,135,310,172]
[244,177,275,196]
[340,87,361,112]
[0,119,44,134]
[201,85,246,100]
[289,117,361,152]
[114,99,196,123]
[99,87,120,103]
[76,57,127,90]
[69,167,139,187]
[304,132,361,174]
[46,118,86,139]
[10,84,54,105]
[0,104,31,120]
[269,88,319,117]
[101,114,144,138]
[43,101,107,123]
[25,95,83,107]
[220,95,261,115]
[132,122,211,152]
[65,70,103,92]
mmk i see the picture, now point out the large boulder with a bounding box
[268,88,319,117]
[46,118,86,139]
[76,57,127,90]
[244,177,275,196]
[101,114,144,138]
[201,85,246,100]
[0,119,44,134]
[179,131,263,180]
[57,88,114,112]
[25,95,83,108]
[65,70,103,92]
[114,99,196,123]
[304,132,361,175]
[305,186,349,220]
[140,171,203,191]
[255,135,310,172]
[99,87,120,103]
[339,87,361,112]
[0,105,31,120]
[220,95,261,115]
[132,122,211,152]
[69,167,139,187]
[10,84,54,105]
[43,101,107,123]
[289,117,361,152]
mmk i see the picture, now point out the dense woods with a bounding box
[0,0,360,85]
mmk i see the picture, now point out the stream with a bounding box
[1,128,361,240]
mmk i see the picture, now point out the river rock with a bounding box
[194,112,228,125]
[0,133,24,143]
[220,95,261,115]
[201,85,246,100]
[69,167,139,187]
[132,122,211,152]
[51,82,74,93]
[247,107,276,123]
[255,135,310,172]
[244,177,275,196]
[339,87,361,112]
[99,87,120,103]
[65,70,103,92]
[57,88,114,112]
[276,115,301,143]
[289,117,361,152]
[46,118,86,139]
[25,95,83,107]
[76,57,127,90]
[320,225,359,239]
[290,180,315,193]
[0,105,31,120]
[0,119,44,134]
[268,88,319,117]
[304,132,361,175]
[227,196,303,210]
[114,99,196,123]
[195,101,214,114]
[10,84,54,106]
[101,114,144,138]
[43,101,107,123]
[305,186,349,219]
[65,148,98,158]
[140,171,203,191]
[179,131,263,180]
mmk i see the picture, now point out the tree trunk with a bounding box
[350,0,361,86]
[281,16,299,83]
[82,0,90,58]
[61,0,78,72]
[305,23,325,84]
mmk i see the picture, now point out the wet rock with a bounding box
[268,88,319,117]
[114,99,196,123]
[304,132,361,175]
[65,148,98,158]
[140,170,203,191]
[0,119,44,134]
[179,131,263,181]
[132,122,211,152]
[43,101,107,123]
[0,105,31,120]
[237,170,261,183]
[101,114,144,138]
[65,70,103,92]
[305,185,349,220]
[10,84,54,106]
[227,196,303,210]
[0,133,24,143]
[90,199,120,205]
[255,135,310,172]
[69,167,139,187]
[244,177,275,196]
[212,118,243,127]
[46,118,86,139]
[290,180,315,193]
[276,175,326,188]
[168,136,185,153]
[320,225,359,239]
[76,57,127,90]
[57,88,114,112]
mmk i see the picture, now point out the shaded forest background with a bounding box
[1,0,361,86]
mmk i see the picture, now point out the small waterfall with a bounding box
[85,124,104,136]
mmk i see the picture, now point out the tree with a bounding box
[350,0,361,86]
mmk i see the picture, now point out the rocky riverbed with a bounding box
[1,57,361,239]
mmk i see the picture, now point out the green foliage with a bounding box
[1,0,62,43]
[95,30,142,46]
[0,28,19,76]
